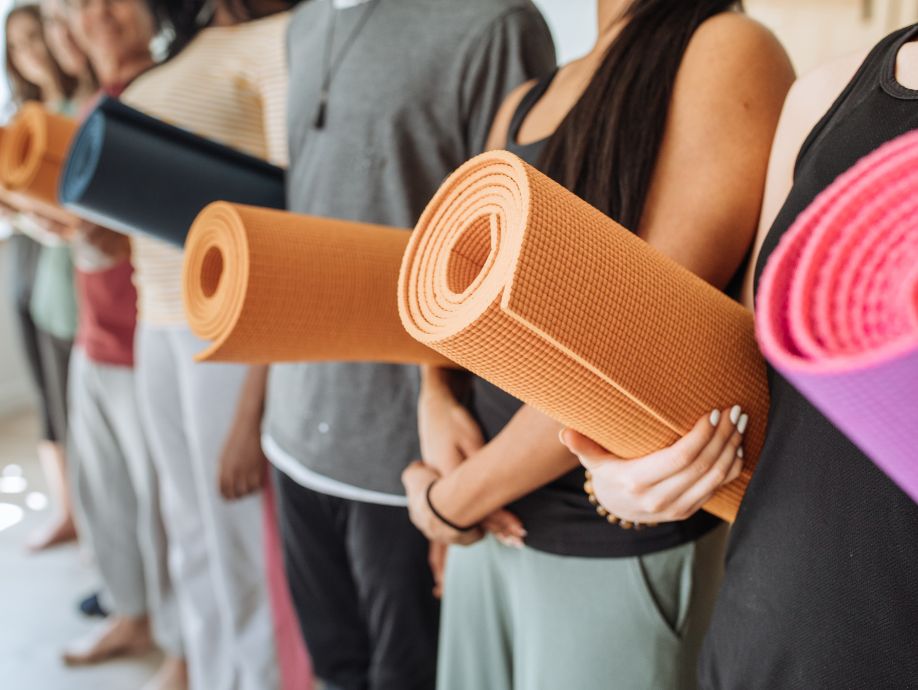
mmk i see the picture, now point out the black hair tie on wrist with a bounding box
[426,480,477,533]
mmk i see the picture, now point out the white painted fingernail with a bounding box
[730,405,742,425]
[738,414,749,434]
[709,410,721,426]
[737,447,744,459]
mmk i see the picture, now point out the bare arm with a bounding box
[218,364,271,500]
[566,48,871,524]
[416,16,795,529]
[639,14,794,289]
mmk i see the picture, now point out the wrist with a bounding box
[427,479,478,532]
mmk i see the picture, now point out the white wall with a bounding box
[532,0,597,63]
[533,0,918,73]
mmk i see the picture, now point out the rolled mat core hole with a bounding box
[200,246,224,298]
[446,216,492,294]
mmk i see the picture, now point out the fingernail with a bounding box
[558,430,567,446]
[508,537,525,549]
[709,409,721,426]
[738,414,749,434]
[737,447,744,459]
[730,405,742,425]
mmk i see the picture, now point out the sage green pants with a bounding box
[437,526,728,690]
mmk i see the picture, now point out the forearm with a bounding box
[431,405,579,526]
[420,365,472,400]
[234,365,269,426]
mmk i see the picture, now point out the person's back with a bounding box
[265,1,555,686]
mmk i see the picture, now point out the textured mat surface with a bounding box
[398,151,769,522]
[0,103,77,206]
[183,202,451,365]
[758,130,918,505]
[59,97,285,246]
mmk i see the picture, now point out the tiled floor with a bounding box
[0,410,161,690]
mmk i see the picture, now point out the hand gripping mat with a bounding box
[398,151,770,522]
[0,103,77,206]
[757,129,918,505]
[58,96,285,246]
[182,202,452,366]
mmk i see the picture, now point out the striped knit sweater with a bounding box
[121,11,289,326]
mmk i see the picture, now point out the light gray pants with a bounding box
[438,526,728,690]
[69,347,182,656]
[136,325,278,690]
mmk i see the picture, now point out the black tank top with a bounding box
[699,25,918,688]
[470,73,720,558]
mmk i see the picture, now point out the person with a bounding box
[3,3,86,552]
[52,1,186,687]
[120,2,297,687]
[230,1,554,688]
[401,1,794,688]
[564,22,918,690]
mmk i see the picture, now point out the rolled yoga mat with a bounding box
[58,96,286,247]
[398,150,770,522]
[0,102,77,206]
[182,202,453,366]
[757,129,918,505]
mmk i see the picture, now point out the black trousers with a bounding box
[273,467,438,690]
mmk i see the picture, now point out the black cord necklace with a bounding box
[313,0,381,129]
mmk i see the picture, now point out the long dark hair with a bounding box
[148,0,300,59]
[5,4,77,105]
[540,0,742,231]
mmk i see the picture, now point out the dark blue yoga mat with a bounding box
[58,96,286,247]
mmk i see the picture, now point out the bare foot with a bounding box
[62,616,153,666]
[26,515,77,552]
[141,657,188,690]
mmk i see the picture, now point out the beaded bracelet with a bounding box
[583,470,657,530]
[426,480,477,533]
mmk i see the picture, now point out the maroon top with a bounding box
[74,84,138,367]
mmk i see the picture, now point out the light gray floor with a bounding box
[0,410,161,690]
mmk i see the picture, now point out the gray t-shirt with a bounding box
[263,0,556,501]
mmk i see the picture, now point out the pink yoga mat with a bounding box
[757,129,918,504]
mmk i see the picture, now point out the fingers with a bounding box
[651,431,743,520]
[559,428,621,471]
[429,542,448,598]
[482,509,526,548]
[640,407,745,509]
[219,468,234,501]
[401,460,438,494]
[676,448,745,518]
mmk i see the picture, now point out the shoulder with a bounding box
[681,13,793,84]
[238,10,291,40]
[486,79,536,150]
[444,0,549,38]
[784,48,870,123]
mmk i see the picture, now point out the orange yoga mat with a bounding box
[398,151,770,522]
[0,103,78,206]
[182,202,453,366]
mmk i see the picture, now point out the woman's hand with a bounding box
[560,406,747,524]
[402,461,484,546]
[218,366,269,500]
[482,510,527,549]
[218,418,268,500]
[418,378,485,477]
[429,542,448,598]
